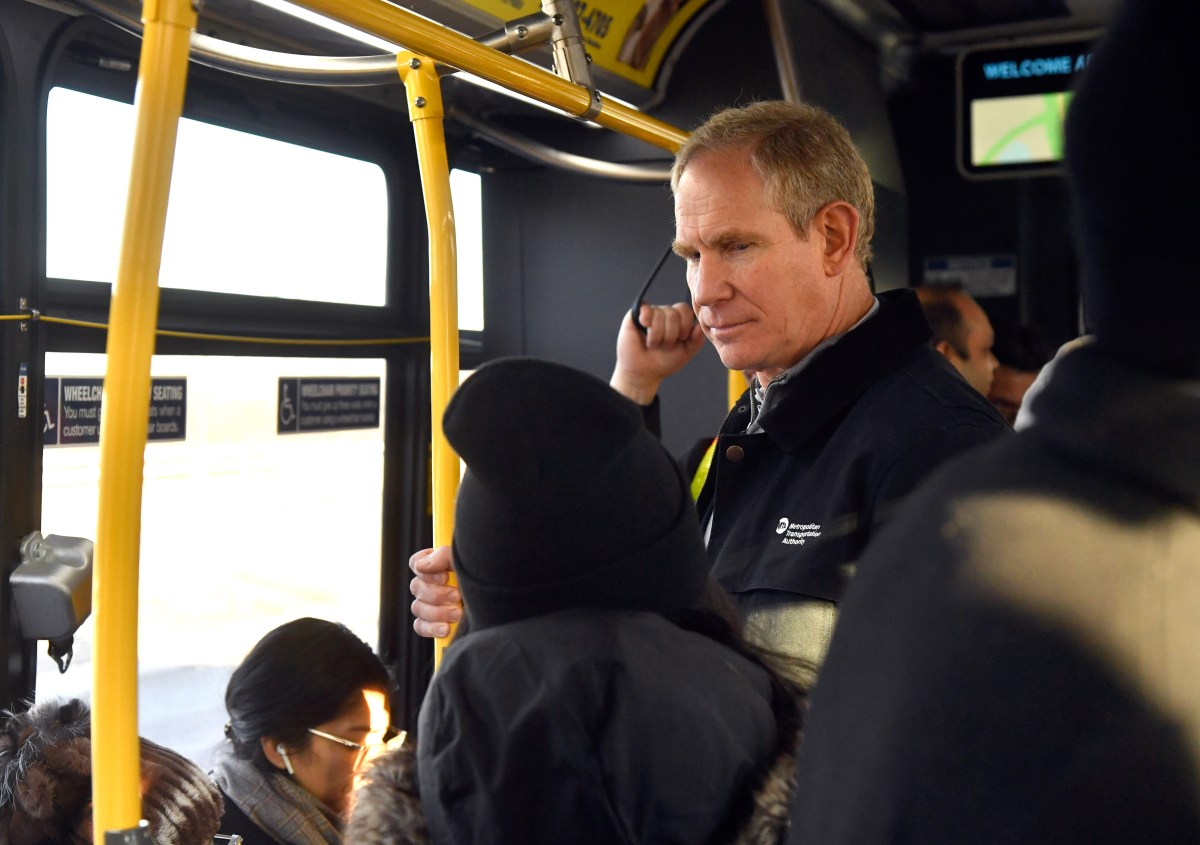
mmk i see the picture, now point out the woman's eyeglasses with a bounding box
[307,726,407,764]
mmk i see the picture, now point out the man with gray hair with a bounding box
[411,100,1007,678]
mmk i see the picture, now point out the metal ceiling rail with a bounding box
[75,0,560,87]
[73,0,681,174]
[450,108,671,183]
[289,0,688,153]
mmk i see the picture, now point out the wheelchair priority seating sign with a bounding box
[43,377,187,446]
[277,377,381,434]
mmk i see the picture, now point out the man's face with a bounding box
[947,294,998,396]
[673,147,842,384]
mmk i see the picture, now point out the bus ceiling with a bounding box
[49,0,1123,95]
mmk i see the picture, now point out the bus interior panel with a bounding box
[1,0,1117,788]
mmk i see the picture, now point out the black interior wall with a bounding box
[483,168,730,457]
[889,52,1080,362]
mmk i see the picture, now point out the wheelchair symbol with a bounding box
[279,383,296,427]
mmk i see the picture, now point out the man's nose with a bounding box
[689,255,731,307]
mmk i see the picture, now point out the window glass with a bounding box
[45,87,389,306]
[450,168,484,331]
[36,353,386,767]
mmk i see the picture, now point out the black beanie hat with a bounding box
[443,357,710,631]
[1065,0,1200,378]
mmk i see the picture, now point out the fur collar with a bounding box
[0,699,90,810]
[345,741,797,845]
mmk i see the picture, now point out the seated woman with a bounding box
[346,357,806,845]
[213,617,394,845]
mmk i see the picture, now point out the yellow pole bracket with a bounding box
[92,0,196,838]
[397,52,460,667]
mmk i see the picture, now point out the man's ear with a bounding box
[814,201,860,277]
[934,339,959,362]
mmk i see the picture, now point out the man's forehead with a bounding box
[672,225,761,252]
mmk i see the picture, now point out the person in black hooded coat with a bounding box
[346,357,806,845]
[787,0,1200,841]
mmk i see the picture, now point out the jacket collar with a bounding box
[1021,341,1200,506]
[357,737,797,845]
[744,288,932,452]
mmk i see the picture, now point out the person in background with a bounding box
[913,282,999,398]
[213,618,396,845]
[411,100,1009,683]
[789,0,1200,839]
[0,697,223,845]
[988,325,1055,426]
[360,358,805,845]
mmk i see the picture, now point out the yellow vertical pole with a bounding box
[728,369,748,408]
[397,53,460,667]
[92,0,195,838]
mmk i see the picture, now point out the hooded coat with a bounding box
[789,343,1200,842]
[349,611,798,845]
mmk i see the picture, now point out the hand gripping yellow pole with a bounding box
[397,53,460,667]
[92,0,195,838]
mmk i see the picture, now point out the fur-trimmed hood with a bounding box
[0,698,223,845]
[346,740,797,845]
[0,698,93,845]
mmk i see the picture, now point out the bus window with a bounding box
[450,168,484,331]
[36,353,386,770]
[45,87,388,306]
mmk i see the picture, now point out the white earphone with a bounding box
[276,743,295,775]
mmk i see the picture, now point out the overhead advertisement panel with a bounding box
[459,0,719,90]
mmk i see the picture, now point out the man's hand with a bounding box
[409,546,461,638]
[610,303,706,404]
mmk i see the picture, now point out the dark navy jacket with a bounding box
[680,289,1009,665]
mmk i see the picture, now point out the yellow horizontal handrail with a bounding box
[292,0,688,154]
[3,313,429,347]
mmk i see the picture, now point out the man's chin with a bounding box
[715,347,755,374]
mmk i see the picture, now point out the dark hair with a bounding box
[923,300,969,359]
[224,617,392,771]
[992,324,1056,372]
[912,283,972,359]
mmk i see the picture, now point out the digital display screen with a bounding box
[970,91,1072,167]
[958,37,1096,178]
